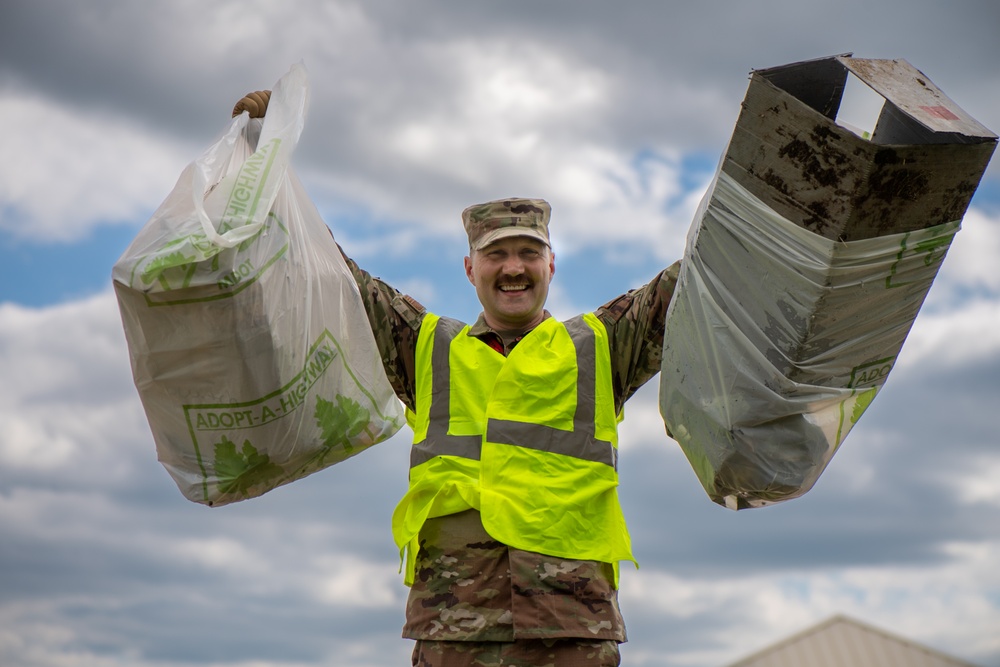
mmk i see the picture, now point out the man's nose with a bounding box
[500,255,525,274]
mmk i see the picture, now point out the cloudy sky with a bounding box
[2,2,999,666]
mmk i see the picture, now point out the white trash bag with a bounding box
[113,64,404,506]
[660,170,958,509]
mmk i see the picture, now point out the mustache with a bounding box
[496,277,532,286]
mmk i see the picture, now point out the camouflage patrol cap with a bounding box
[462,198,551,251]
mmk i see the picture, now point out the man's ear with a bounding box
[464,255,475,285]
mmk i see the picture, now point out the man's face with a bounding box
[464,236,555,331]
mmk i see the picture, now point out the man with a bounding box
[234,93,680,667]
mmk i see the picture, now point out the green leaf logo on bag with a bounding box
[136,233,226,290]
[315,394,372,456]
[213,435,284,496]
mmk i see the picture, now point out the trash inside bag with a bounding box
[660,170,958,509]
[113,63,404,506]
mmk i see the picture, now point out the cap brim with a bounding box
[472,227,550,251]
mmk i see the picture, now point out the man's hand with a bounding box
[232,90,271,118]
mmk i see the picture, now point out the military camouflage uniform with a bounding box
[341,246,680,665]
[412,635,621,667]
[228,92,667,663]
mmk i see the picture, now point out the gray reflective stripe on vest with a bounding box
[410,317,481,468]
[485,315,617,470]
[411,315,617,471]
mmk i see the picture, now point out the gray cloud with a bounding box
[3,1,997,190]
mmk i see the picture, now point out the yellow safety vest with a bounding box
[391,312,634,585]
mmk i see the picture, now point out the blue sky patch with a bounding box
[0,224,138,307]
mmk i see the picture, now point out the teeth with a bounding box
[499,285,527,292]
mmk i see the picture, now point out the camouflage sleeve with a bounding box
[338,245,425,412]
[595,260,681,414]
